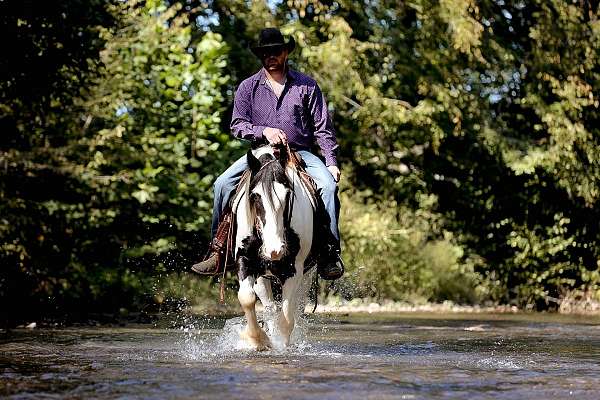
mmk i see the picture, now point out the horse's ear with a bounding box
[247,150,261,173]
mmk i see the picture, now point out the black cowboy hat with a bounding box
[250,28,296,57]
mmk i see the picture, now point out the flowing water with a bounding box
[2,312,600,399]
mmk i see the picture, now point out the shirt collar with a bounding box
[259,66,295,85]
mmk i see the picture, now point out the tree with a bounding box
[1,0,235,323]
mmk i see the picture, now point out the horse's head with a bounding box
[247,145,292,261]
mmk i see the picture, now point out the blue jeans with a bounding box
[211,150,340,241]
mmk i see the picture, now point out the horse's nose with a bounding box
[270,249,283,260]
[267,244,285,260]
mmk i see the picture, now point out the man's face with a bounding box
[260,46,288,72]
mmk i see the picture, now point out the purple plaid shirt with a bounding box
[230,67,339,166]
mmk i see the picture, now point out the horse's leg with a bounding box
[254,276,275,311]
[298,267,316,314]
[238,276,271,351]
[277,269,302,346]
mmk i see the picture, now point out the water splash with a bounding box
[176,310,315,362]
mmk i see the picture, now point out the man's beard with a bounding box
[263,57,284,72]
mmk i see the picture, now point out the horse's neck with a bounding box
[286,166,303,194]
[286,166,316,210]
[285,166,314,259]
[232,170,255,248]
[234,189,254,255]
[286,166,314,210]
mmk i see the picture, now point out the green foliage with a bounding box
[152,272,222,309]
[1,0,235,322]
[82,0,236,236]
[339,185,484,304]
[501,1,600,205]
[1,0,119,323]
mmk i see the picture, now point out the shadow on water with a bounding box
[2,312,600,399]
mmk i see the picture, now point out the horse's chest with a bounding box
[236,228,300,283]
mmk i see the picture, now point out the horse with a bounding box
[232,144,315,350]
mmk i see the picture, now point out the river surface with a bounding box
[2,312,600,399]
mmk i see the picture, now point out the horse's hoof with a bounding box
[255,342,271,352]
[240,328,271,351]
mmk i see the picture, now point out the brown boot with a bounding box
[191,207,233,276]
[319,251,344,280]
[190,253,219,275]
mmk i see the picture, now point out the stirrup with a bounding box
[319,253,344,280]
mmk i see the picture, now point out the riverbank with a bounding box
[190,296,600,317]
[311,296,600,315]
[311,300,520,314]
[7,296,600,332]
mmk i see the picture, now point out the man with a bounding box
[191,27,343,280]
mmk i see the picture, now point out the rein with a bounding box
[280,142,297,229]
[284,169,296,228]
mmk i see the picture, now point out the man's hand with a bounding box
[327,165,340,183]
[263,127,287,144]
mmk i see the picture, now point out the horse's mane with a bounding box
[248,151,292,213]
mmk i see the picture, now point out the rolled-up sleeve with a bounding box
[230,81,266,141]
[309,84,339,167]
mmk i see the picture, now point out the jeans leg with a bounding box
[298,151,340,241]
[211,154,248,238]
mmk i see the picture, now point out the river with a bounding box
[2,312,600,399]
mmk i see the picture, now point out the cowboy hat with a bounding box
[250,28,296,57]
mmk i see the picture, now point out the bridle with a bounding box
[251,147,297,241]
[245,144,309,299]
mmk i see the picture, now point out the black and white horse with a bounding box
[233,145,314,350]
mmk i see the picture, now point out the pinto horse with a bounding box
[233,144,315,350]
